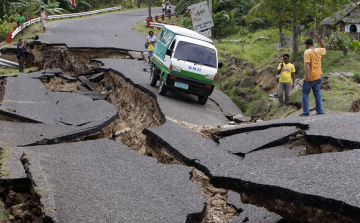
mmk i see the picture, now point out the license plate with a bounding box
[174,81,189,90]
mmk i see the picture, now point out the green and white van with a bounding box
[150,25,222,105]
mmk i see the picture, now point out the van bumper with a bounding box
[165,73,214,97]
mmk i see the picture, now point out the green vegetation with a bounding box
[0,146,11,177]
[0,67,39,76]
[213,24,360,120]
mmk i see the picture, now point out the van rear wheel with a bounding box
[158,77,167,95]
[150,67,160,86]
[198,96,208,105]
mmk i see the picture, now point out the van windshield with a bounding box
[173,41,217,68]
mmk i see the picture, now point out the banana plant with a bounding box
[10,0,66,17]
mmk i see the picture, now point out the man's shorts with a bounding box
[20,24,24,30]
[147,51,154,56]
[41,20,46,28]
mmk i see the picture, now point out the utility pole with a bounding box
[30,0,32,27]
[148,0,151,22]
[209,0,212,14]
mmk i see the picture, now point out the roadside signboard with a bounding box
[198,29,211,37]
[188,1,214,32]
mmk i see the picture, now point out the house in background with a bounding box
[320,2,360,40]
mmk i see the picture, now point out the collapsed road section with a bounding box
[1,44,360,223]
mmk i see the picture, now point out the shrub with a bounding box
[354,72,360,83]
[248,18,266,32]
[239,76,256,88]
[180,17,193,29]
[326,32,353,56]
[239,27,248,36]
[350,39,360,51]
[0,20,16,42]
[212,11,231,38]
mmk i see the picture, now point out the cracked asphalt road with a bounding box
[2,6,360,223]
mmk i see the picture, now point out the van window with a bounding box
[161,30,175,45]
[170,40,176,51]
[173,41,217,68]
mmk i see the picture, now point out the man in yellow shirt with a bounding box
[277,54,295,107]
[300,34,326,116]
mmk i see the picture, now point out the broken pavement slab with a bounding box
[143,118,360,222]
[218,126,300,157]
[87,72,104,82]
[227,190,286,223]
[0,75,117,126]
[77,75,96,91]
[232,114,251,123]
[0,147,29,189]
[219,113,360,150]
[58,74,77,82]
[21,139,206,222]
[128,51,144,60]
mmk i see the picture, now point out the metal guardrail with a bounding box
[143,21,166,28]
[0,59,19,68]
[12,6,122,39]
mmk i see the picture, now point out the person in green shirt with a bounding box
[17,12,25,36]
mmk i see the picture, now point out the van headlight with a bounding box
[172,66,182,72]
[205,74,215,80]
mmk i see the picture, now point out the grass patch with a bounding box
[321,51,360,74]
[0,67,38,76]
[0,200,9,221]
[0,146,11,177]
[264,75,360,119]
[216,28,287,70]
[130,15,184,34]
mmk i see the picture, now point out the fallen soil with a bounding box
[92,70,165,154]
[41,76,79,92]
[349,98,360,112]
[33,44,130,74]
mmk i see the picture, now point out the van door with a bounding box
[164,39,176,69]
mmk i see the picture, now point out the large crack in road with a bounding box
[1,43,360,223]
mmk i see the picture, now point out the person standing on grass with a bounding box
[17,12,25,36]
[300,33,326,116]
[146,31,157,65]
[277,54,295,107]
[17,39,26,73]
[40,8,49,33]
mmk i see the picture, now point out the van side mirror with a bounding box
[166,49,172,56]
[218,62,223,69]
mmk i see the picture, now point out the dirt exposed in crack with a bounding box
[166,117,223,139]
[305,142,350,155]
[0,150,52,223]
[144,136,240,223]
[41,76,80,92]
[285,133,307,156]
[33,44,131,74]
[240,192,358,223]
[92,70,164,154]
[191,168,240,223]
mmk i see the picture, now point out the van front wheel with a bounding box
[150,67,160,86]
[198,96,208,105]
[158,77,167,95]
